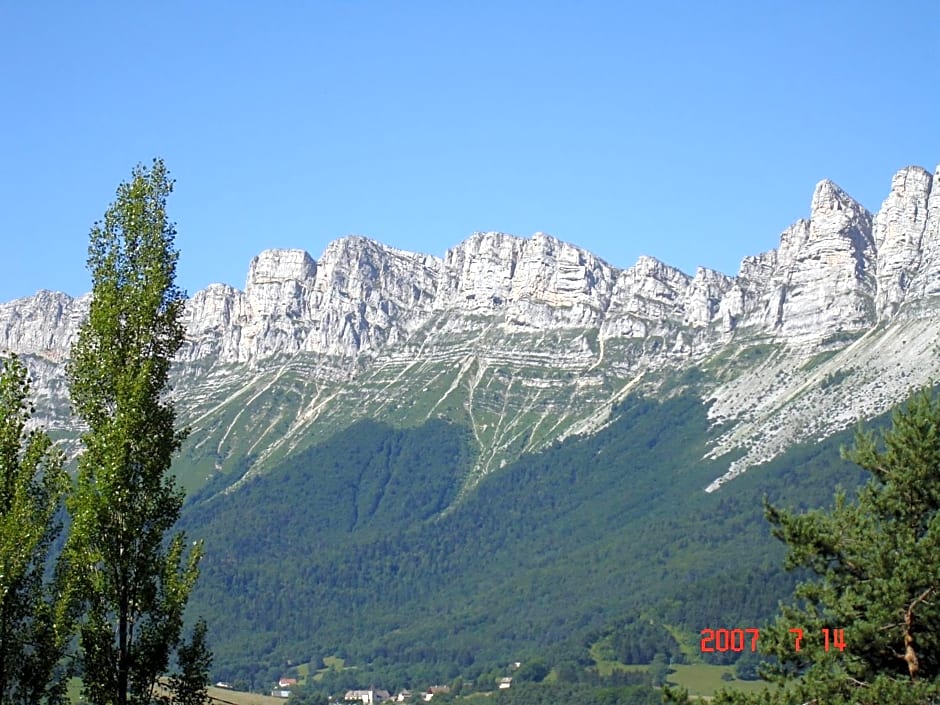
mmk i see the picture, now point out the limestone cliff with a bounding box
[3,162,940,492]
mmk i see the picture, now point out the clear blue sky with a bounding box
[3,1,939,301]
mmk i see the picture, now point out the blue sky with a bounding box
[3,1,939,301]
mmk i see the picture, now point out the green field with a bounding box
[68,677,83,703]
[307,655,358,682]
[71,679,289,705]
[206,686,287,705]
[666,664,770,697]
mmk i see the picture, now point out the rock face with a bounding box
[909,165,940,302]
[178,239,442,364]
[0,290,89,361]
[438,231,616,328]
[9,165,938,369]
[181,283,249,361]
[873,166,932,317]
[779,181,875,336]
[601,257,689,339]
[3,162,940,491]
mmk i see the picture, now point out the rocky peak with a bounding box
[811,178,858,213]
[313,236,442,303]
[245,249,317,319]
[684,267,734,328]
[307,235,442,352]
[180,283,249,361]
[750,180,876,339]
[439,231,617,327]
[908,165,940,302]
[614,256,690,307]
[0,290,89,361]
[872,166,932,317]
[807,179,873,255]
[247,249,317,287]
[775,220,811,267]
[439,231,527,313]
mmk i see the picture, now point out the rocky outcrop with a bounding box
[0,290,89,361]
[778,180,875,337]
[307,237,441,354]
[437,231,616,328]
[181,284,249,361]
[181,239,442,364]
[601,257,689,338]
[718,246,780,332]
[909,165,940,302]
[3,163,940,368]
[873,166,932,317]
[684,267,734,329]
[709,182,876,343]
[245,249,317,319]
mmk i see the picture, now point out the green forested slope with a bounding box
[181,392,868,690]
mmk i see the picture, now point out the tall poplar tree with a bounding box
[66,159,209,705]
[0,354,70,705]
[666,388,940,705]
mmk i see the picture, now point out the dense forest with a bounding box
[180,390,869,691]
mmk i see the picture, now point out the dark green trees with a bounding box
[0,355,70,705]
[66,159,209,705]
[669,388,940,705]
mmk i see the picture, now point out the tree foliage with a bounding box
[669,387,940,705]
[65,159,208,705]
[0,354,70,705]
[185,391,869,689]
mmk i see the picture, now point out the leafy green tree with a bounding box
[667,388,940,704]
[167,619,212,705]
[515,659,549,684]
[552,661,581,684]
[65,159,209,705]
[286,685,328,705]
[0,354,71,705]
[646,653,668,688]
[732,651,760,681]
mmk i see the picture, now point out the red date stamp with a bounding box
[700,628,846,653]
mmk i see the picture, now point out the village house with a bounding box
[344,689,391,705]
[422,685,450,702]
[271,677,299,698]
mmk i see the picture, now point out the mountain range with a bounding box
[3,163,939,496]
[3,162,940,685]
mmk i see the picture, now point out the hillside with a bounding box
[181,390,871,687]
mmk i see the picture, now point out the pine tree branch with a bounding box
[901,586,934,680]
